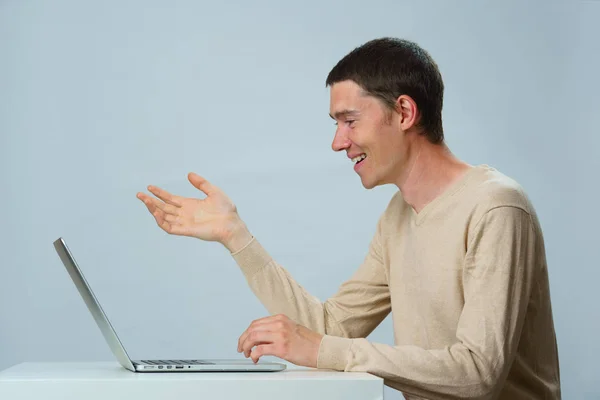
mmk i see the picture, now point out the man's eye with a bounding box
[334,120,356,127]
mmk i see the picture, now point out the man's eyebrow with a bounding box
[329,109,360,120]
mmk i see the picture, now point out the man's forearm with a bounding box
[228,231,391,340]
[229,235,332,334]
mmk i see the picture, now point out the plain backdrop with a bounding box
[1,1,598,398]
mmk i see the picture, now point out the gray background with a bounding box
[1,1,598,398]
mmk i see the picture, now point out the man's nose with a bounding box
[331,129,351,152]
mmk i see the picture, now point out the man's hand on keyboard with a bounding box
[237,314,323,368]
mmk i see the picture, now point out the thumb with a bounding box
[188,172,216,196]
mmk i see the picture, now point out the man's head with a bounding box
[326,37,445,189]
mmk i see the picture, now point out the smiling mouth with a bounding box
[352,153,367,164]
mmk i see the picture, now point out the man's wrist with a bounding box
[222,218,253,253]
[317,335,353,371]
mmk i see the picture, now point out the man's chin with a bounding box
[359,170,391,189]
[359,175,378,190]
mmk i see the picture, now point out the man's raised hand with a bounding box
[137,172,252,252]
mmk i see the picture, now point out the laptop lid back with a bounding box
[53,237,135,371]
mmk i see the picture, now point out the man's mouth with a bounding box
[352,153,367,165]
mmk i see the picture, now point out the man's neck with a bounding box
[396,139,472,214]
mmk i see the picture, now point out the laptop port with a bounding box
[158,366,163,369]
[176,366,183,369]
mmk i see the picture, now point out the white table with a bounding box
[0,361,384,400]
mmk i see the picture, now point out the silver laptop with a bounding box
[53,237,286,373]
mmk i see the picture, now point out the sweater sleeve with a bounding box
[316,206,538,400]
[230,218,391,338]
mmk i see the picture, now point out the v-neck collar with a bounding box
[410,164,487,226]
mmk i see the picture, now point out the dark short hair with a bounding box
[325,37,445,144]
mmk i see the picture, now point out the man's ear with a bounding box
[395,95,419,130]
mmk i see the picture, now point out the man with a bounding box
[136,38,561,399]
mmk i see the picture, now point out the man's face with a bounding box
[329,80,407,189]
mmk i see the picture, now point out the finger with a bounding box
[250,344,277,364]
[147,185,182,207]
[188,172,220,196]
[245,341,271,359]
[138,192,159,215]
[241,331,280,358]
[138,194,178,223]
[156,218,188,236]
[148,196,179,216]
[138,193,189,236]
[237,323,269,353]
[163,213,179,223]
[147,204,179,234]
[237,316,282,352]
[152,208,171,231]
[237,314,289,352]
[137,192,154,206]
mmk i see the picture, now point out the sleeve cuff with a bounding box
[317,335,353,371]
[230,236,274,278]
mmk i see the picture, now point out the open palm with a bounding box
[137,172,239,243]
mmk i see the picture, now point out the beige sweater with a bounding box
[231,164,561,400]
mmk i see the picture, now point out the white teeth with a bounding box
[352,154,367,163]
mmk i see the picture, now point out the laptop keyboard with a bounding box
[140,360,214,365]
